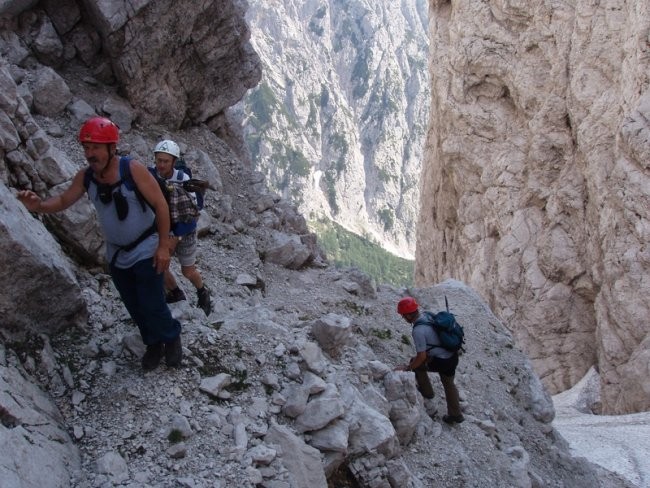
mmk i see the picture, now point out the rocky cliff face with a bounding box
[0,1,634,487]
[416,0,650,414]
[241,0,429,259]
[3,0,261,129]
[0,0,262,332]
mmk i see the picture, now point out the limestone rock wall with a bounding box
[416,0,650,414]
[4,0,261,129]
[98,0,262,129]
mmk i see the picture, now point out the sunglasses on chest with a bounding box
[96,182,129,220]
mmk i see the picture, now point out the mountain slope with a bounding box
[241,0,429,259]
[0,1,636,487]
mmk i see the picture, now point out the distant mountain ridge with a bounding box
[241,0,429,259]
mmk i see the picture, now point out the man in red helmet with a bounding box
[17,116,183,371]
[395,296,464,424]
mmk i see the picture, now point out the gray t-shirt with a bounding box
[89,179,158,268]
[412,317,454,359]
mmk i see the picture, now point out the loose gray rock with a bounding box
[32,66,71,116]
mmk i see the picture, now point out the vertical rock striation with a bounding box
[417,0,650,414]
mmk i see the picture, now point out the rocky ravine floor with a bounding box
[8,255,637,488]
[1,117,638,486]
[553,369,650,488]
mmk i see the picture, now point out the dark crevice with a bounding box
[0,405,20,428]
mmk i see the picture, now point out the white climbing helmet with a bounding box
[154,139,180,158]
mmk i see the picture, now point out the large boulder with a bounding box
[0,359,80,487]
[83,0,262,128]
[265,423,328,488]
[0,182,86,335]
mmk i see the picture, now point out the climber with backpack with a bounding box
[152,140,212,316]
[394,296,465,424]
[17,116,182,371]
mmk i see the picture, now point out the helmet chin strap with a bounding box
[98,144,116,179]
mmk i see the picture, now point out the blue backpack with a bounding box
[417,297,466,353]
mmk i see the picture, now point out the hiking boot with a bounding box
[142,343,163,371]
[442,414,465,424]
[164,335,183,368]
[166,287,186,304]
[197,285,212,316]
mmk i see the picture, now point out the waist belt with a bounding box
[110,223,157,267]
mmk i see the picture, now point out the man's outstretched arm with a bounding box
[17,170,86,213]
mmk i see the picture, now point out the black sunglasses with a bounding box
[97,184,113,204]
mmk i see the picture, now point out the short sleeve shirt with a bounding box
[412,318,454,360]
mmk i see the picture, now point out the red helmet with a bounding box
[78,117,119,144]
[397,297,418,315]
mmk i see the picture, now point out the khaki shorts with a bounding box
[173,231,197,267]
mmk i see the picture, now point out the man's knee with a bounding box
[440,373,456,384]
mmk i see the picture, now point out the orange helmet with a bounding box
[397,297,418,315]
[78,117,119,144]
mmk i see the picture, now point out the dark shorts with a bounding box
[427,353,459,377]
